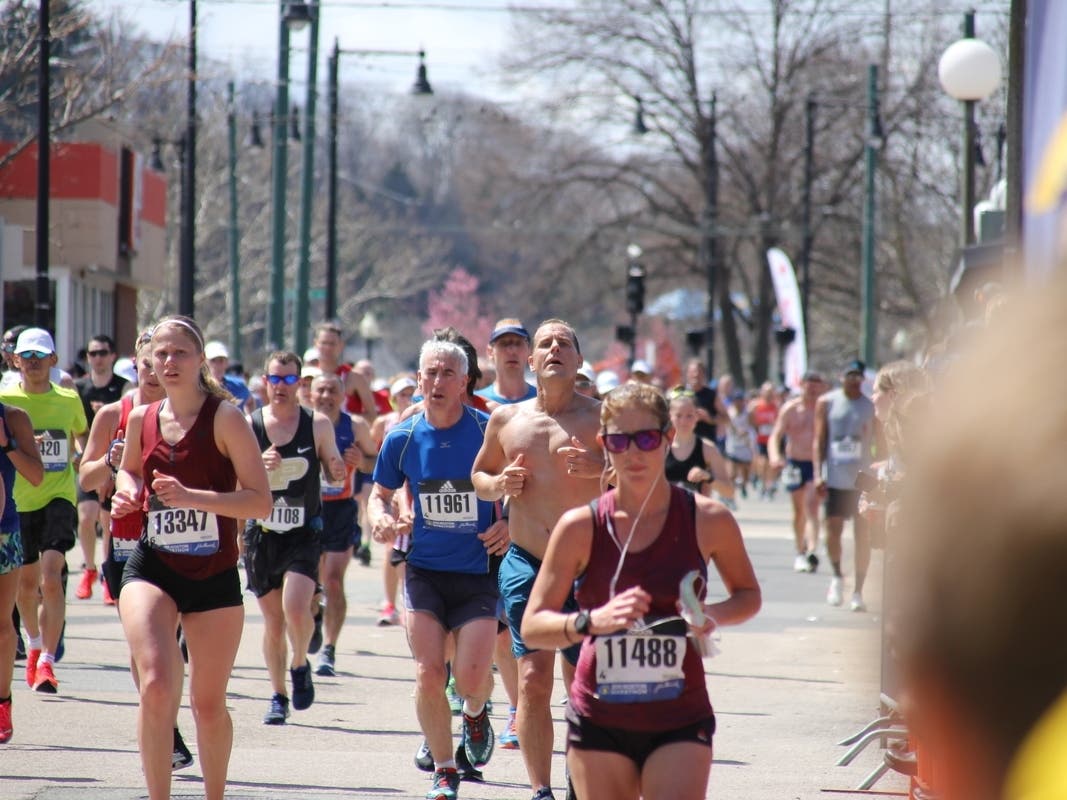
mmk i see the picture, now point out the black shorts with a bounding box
[757,442,769,457]
[243,524,321,598]
[784,459,815,492]
[76,486,113,512]
[102,535,136,600]
[565,705,716,769]
[19,499,77,565]
[404,564,498,632]
[825,488,861,520]
[121,543,243,614]
[320,498,359,553]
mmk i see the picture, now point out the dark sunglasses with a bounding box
[17,350,50,360]
[601,428,667,454]
[266,374,300,385]
[87,349,112,358]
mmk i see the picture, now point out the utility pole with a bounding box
[860,64,880,367]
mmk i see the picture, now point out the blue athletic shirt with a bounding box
[373,406,493,574]
[474,383,537,405]
[0,403,18,533]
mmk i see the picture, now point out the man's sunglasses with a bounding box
[87,349,112,358]
[266,374,300,385]
[17,350,50,361]
[601,428,667,454]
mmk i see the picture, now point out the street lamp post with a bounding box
[938,11,1003,248]
[293,0,320,356]
[226,81,241,363]
[180,0,197,318]
[624,244,645,368]
[700,92,719,380]
[324,45,433,321]
[859,64,881,367]
[359,311,382,361]
[268,1,310,351]
[35,0,51,328]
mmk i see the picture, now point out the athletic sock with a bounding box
[463,700,485,717]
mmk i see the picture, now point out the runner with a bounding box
[665,388,735,506]
[768,372,824,572]
[111,315,272,800]
[748,382,780,498]
[369,339,508,800]
[0,396,43,741]
[78,329,193,769]
[203,341,252,411]
[521,381,761,800]
[0,327,88,693]
[472,319,604,800]
[474,319,537,410]
[309,371,377,676]
[243,352,345,723]
[812,360,881,611]
[73,334,128,603]
[310,321,378,422]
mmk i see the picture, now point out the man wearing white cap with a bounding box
[204,341,253,412]
[628,359,653,385]
[475,319,537,411]
[0,328,88,693]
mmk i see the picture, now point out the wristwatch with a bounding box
[574,610,592,637]
[0,440,14,454]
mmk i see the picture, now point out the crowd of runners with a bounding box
[0,310,928,800]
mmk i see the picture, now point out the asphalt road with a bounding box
[0,494,907,800]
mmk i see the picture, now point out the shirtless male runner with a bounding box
[768,372,824,573]
[472,319,605,800]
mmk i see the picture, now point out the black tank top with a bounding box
[250,407,321,523]
[665,437,710,491]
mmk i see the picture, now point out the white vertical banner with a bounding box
[766,247,808,389]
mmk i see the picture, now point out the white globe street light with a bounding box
[938,15,1002,247]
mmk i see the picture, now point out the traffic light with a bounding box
[626,266,645,315]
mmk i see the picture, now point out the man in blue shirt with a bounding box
[474,320,537,410]
[369,339,510,800]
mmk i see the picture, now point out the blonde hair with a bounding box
[150,316,231,401]
[601,382,669,431]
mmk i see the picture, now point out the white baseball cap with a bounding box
[303,346,320,363]
[114,356,137,384]
[596,370,620,394]
[391,376,417,396]
[204,341,229,360]
[15,327,56,355]
[631,359,652,376]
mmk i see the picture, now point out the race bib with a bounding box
[830,437,862,463]
[782,463,802,487]
[36,429,69,472]
[321,468,349,498]
[594,630,687,703]
[112,536,138,562]
[261,497,306,532]
[758,424,774,436]
[418,479,478,533]
[145,495,219,555]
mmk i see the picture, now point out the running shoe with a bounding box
[827,577,844,607]
[455,741,483,782]
[75,567,97,600]
[15,630,25,661]
[55,622,65,663]
[0,699,11,743]
[315,644,336,677]
[498,706,519,749]
[793,554,809,572]
[291,664,315,710]
[102,577,116,606]
[849,592,867,613]
[263,693,290,725]
[378,603,400,626]
[172,727,194,770]
[446,675,462,716]
[355,544,371,566]
[308,607,324,655]
[426,767,460,800]
[33,660,58,693]
[462,707,494,768]
[25,649,40,688]
[807,552,820,573]
[414,738,434,772]
[531,788,556,800]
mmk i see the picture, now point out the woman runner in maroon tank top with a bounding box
[522,382,761,800]
[111,316,271,800]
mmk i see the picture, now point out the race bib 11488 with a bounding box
[594,630,687,704]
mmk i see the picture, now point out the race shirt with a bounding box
[373,407,493,574]
[250,407,321,533]
[0,382,87,511]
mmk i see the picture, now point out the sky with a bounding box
[86,0,532,100]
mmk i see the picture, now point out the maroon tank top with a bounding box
[570,485,713,731]
[111,394,142,541]
[141,394,238,579]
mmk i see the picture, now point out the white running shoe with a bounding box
[827,577,844,606]
[849,592,867,612]
[794,554,809,572]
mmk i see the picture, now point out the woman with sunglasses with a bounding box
[522,382,761,800]
[111,315,272,800]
